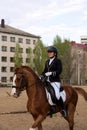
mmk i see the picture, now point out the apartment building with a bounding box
[80,36,87,44]
[0,19,40,85]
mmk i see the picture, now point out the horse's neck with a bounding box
[24,68,46,101]
[26,84,36,99]
[26,78,45,103]
[25,71,38,97]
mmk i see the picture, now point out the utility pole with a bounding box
[77,51,81,85]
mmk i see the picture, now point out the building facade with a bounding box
[0,19,40,85]
[70,41,87,85]
[80,36,87,44]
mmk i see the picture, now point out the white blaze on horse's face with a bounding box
[10,74,16,96]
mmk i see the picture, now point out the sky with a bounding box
[0,0,87,46]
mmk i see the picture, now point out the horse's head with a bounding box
[11,67,27,98]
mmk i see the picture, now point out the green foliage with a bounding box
[53,35,72,81]
[26,47,33,68]
[33,39,47,75]
[14,43,23,67]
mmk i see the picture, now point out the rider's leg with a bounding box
[50,82,66,117]
[58,96,67,117]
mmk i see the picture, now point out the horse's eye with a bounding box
[17,78,20,80]
[16,76,21,80]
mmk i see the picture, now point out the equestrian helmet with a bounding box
[47,46,58,54]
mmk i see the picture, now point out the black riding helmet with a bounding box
[47,46,58,57]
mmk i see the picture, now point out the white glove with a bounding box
[45,72,52,76]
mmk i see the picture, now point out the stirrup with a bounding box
[48,106,56,118]
[61,109,67,117]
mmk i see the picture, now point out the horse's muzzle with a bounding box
[13,93,20,98]
[10,87,20,98]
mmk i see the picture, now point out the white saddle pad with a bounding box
[45,88,66,106]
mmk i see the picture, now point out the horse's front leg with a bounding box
[37,123,42,130]
[29,114,45,130]
[30,122,42,130]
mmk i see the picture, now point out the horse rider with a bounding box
[40,46,66,117]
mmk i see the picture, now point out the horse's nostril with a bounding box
[13,93,19,98]
[11,88,16,96]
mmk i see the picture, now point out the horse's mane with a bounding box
[21,66,42,83]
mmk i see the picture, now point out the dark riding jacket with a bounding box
[41,57,62,82]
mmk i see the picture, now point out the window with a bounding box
[18,38,23,43]
[81,38,87,40]
[2,46,7,51]
[10,57,14,62]
[26,49,28,53]
[1,57,7,62]
[10,37,15,42]
[10,77,13,82]
[10,47,15,52]
[2,36,7,41]
[26,39,30,44]
[26,48,31,53]
[1,67,7,72]
[20,48,23,53]
[10,67,14,72]
[1,77,7,82]
[33,40,36,44]
[26,58,30,63]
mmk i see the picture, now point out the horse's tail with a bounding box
[74,87,87,101]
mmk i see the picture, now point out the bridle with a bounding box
[12,72,26,91]
[12,72,39,91]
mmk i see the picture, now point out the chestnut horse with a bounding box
[11,66,87,130]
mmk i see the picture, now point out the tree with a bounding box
[14,43,23,67]
[33,39,47,75]
[53,35,72,83]
[26,47,33,68]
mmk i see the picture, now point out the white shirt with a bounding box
[49,57,55,65]
[47,57,55,82]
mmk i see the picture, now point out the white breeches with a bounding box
[50,82,60,100]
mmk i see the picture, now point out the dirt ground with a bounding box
[0,86,87,130]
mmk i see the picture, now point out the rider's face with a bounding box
[48,52,55,58]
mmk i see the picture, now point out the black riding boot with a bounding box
[57,97,67,117]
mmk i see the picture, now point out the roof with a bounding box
[0,24,40,38]
[70,41,87,49]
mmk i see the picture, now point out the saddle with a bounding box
[44,81,64,105]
